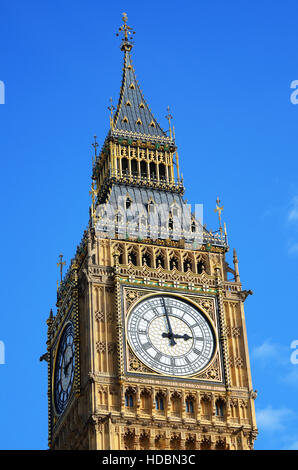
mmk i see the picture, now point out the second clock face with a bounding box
[127,295,215,377]
[53,322,75,415]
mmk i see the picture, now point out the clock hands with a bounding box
[161,297,193,345]
[162,332,192,341]
[161,297,176,346]
[63,355,73,376]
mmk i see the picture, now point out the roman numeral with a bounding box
[155,352,162,361]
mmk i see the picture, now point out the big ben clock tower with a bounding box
[45,13,258,450]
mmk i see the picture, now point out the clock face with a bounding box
[53,322,75,415]
[127,295,215,377]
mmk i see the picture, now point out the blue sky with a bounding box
[0,0,298,450]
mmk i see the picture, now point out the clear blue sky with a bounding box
[1,0,298,450]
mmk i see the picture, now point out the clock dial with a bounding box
[127,295,215,377]
[54,322,75,415]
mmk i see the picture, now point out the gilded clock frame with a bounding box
[121,284,224,384]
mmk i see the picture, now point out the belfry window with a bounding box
[156,254,164,268]
[140,161,147,178]
[122,157,128,174]
[159,163,166,180]
[131,159,137,175]
[149,162,156,179]
[128,251,137,265]
[170,256,178,270]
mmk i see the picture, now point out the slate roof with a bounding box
[95,185,226,247]
[112,50,170,141]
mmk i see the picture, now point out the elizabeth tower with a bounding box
[45,14,258,450]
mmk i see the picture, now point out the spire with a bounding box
[112,13,169,141]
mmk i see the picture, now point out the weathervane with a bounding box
[214,197,224,237]
[165,106,173,139]
[116,12,136,51]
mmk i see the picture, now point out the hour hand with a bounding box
[162,332,192,341]
[172,333,192,341]
[161,332,176,346]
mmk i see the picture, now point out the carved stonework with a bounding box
[125,288,149,311]
[191,296,216,323]
[128,347,153,373]
[194,355,221,382]
[95,311,115,322]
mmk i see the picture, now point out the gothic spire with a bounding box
[112,13,170,141]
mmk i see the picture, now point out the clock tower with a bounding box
[45,14,258,450]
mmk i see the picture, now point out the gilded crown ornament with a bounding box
[116,12,136,51]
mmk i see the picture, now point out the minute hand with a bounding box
[161,297,176,346]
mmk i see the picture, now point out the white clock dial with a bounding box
[127,295,215,377]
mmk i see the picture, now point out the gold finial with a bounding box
[214,197,224,236]
[165,106,173,139]
[116,12,136,51]
[89,181,98,220]
[57,254,66,287]
[108,97,115,130]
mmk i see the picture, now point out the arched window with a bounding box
[125,393,134,408]
[191,221,196,233]
[216,399,225,418]
[186,398,194,414]
[125,196,132,210]
[156,254,165,268]
[140,161,147,178]
[131,159,137,176]
[170,256,178,270]
[142,252,151,267]
[197,260,204,274]
[149,162,156,179]
[128,250,137,265]
[159,163,166,180]
[183,258,192,272]
[148,200,155,214]
[122,157,128,174]
[155,395,164,411]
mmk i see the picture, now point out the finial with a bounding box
[46,308,54,327]
[116,12,136,51]
[57,254,66,289]
[108,97,115,130]
[165,106,173,139]
[89,181,98,220]
[92,135,99,166]
[214,197,224,237]
[233,248,240,283]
